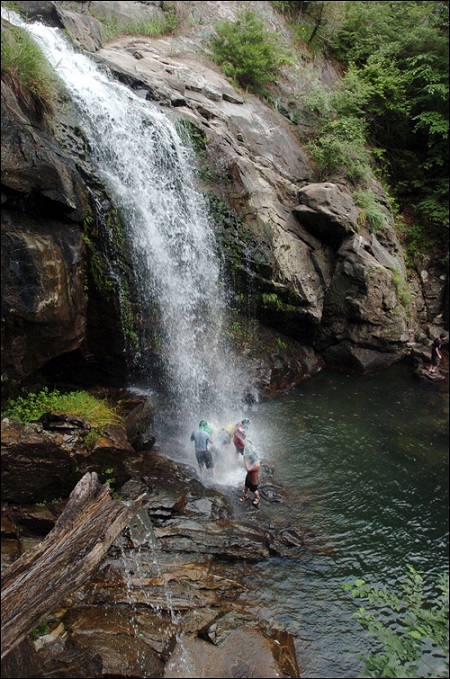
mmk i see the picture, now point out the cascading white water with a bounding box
[4,10,253,437]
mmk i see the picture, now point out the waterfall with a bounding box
[4,10,253,435]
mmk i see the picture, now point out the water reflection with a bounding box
[243,362,448,678]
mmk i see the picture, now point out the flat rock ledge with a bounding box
[1,447,305,678]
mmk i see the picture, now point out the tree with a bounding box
[210,9,291,93]
[328,1,449,237]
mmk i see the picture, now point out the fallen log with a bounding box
[1,472,148,661]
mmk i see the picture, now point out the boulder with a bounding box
[0,417,142,504]
[293,182,359,246]
[164,627,296,678]
[317,234,410,363]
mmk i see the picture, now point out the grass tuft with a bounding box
[1,21,58,120]
[2,387,123,430]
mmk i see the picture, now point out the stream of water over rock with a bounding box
[4,8,251,434]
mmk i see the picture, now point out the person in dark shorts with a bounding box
[429,333,446,374]
[240,441,261,506]
[190,420,215,478]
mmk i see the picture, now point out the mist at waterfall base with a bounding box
[5,11,449,678]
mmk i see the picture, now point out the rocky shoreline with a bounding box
[1,392,316,678]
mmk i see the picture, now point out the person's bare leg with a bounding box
[252,490,260,506]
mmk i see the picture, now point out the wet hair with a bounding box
[199,420,207,427]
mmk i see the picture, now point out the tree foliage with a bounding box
[343,566,449,678]
[315,1,449,237]
[210,9,291,93]
[274,1,448,245]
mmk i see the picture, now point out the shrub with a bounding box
[210,9,291,93]
[308,133,372,184]
[390,268,412,309]
[1,21,58,120]
[343,567,449,678]
[304,75,375,186]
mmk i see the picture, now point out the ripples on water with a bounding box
[240,362,449,678]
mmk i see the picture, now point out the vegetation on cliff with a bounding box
[210,9,292,92]
[2,387,122,431]
[206,1,448,257]
[92,2,178,41]
[274,1,449,250]
[1,19,58,119]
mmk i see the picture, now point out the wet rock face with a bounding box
[1,77,88,397]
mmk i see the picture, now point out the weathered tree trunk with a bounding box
[1,472,148,661]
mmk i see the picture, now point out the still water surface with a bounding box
[242,362,448,678]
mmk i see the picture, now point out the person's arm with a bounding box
[245,459,260,472]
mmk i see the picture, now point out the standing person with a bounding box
[429,333,446,374]
[190,420,215,478]
[233,418,251,461]
[210,424,233,459]
[199,420,215,438]
[240,441,261,507]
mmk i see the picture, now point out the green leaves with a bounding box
[343,567,449,678]
[328,1,449,234]
[2,387,122,430]
[210,10,291,93]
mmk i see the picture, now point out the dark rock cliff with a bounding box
[1,0,448,399]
